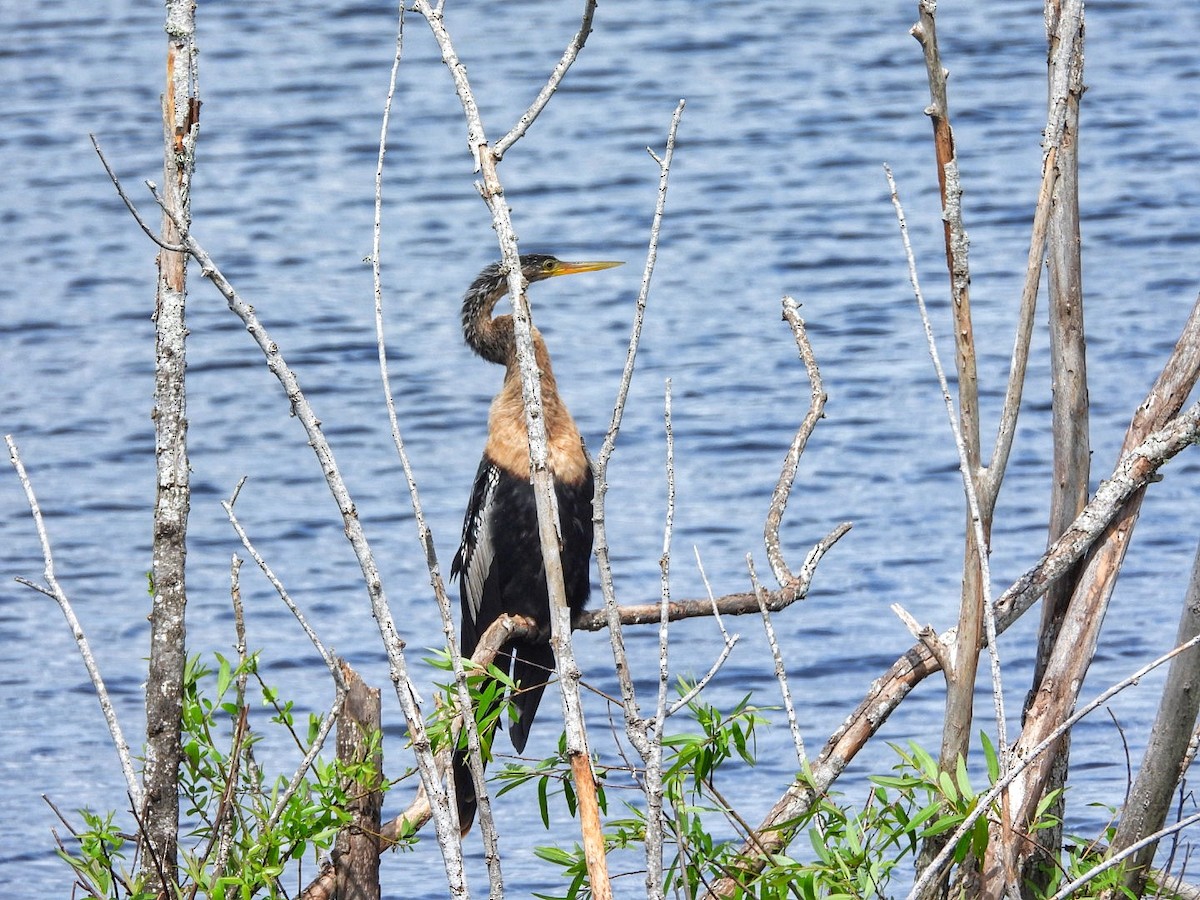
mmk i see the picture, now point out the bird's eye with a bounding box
[542,259,556,273]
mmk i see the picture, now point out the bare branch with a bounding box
[763,296,829,590]
[982,146,1054,496]
[494,0,599,158]
[593,99,684,762]
[885,165,1009,758]
[642,379,676,900]
[749,556,806,767]
[89,135,186,252]
[222,493,342,685]
[667,550,740,717]
[144,183,468,895]
[7,435,143,810]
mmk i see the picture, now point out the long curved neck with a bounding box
[460,264,559,389]
[462,264,521,366]
[463,266,587,483]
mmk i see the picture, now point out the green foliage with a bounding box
[55,652,393,899]
[57,650,1148,899]
[54,808,155,900]
[507,710,1126,900]
[424,647,520,761]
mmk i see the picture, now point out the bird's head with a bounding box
[462,254,624,363]
[519,254,624,285]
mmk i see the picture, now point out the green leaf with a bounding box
[954,753,974,802]
[937,770,959,805]
[216,653,232,698]
[922,813,965,837]
[980,730,1000,784]
[538,774,551,829]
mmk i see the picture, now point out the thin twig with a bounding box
[983,146,1056,497]
[885,165,1009,764]
[593,99,685,761]
[142,183,467,894]
[221,487,355,837]
[643,378,676,900]
[764,297,829,590]
[267,700,345,832]
[494,0,599,158]
[748,556,806,767]
[222,496,342,686]
[694,547,732,644]
[666,549,741,717]
[368,3,501,868]
[89,134,187,252]
[211,552,247,884]
[666,637,739,717]
[7,435,143,810]
[655,378,676,732]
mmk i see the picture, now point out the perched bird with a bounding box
[450,254,621,833]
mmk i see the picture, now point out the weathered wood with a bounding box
[1107,544,1200,896]
[1023,0,1090,891]
[333,662,383,900]
[983,293,1200,895]
[143,1,199,892]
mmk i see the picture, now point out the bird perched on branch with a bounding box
[450,253,621,833]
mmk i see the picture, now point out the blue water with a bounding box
[2,1,1199,895]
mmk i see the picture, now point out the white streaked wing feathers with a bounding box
[462,463,500,627]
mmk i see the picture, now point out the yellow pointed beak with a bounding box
[548,259,624,277]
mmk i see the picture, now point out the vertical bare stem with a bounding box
[911,5,988,808]
[144,1,199,890]
[1022,0,1089,888]
[594,101,684,758]
[413,4,611,893]
[1106,540,1200,895]
[640,379,676,899]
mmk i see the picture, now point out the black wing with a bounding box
[451,457,502,659]
[451,453,595,749]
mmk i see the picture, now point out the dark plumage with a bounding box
[450,254,621,833]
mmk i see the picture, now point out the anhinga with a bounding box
[450,253,621,833]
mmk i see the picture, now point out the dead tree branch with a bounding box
[703,387,1200,898]
[143,2,200,888]
[143,185,469,897]
[984,294,1200,892]
[7,435,143,808]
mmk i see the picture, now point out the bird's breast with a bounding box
[485,386,589,486]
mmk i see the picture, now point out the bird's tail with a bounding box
[451,747,480,836]
[509,640,556,753]
[450,640,557,834]
[450,658,505,836]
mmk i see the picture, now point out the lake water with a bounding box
[2,1,1199,895]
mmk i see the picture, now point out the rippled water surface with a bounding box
[3,1,1199,895]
